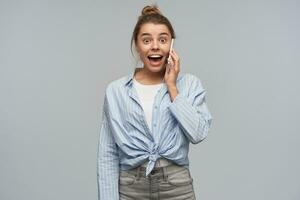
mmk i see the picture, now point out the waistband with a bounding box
[121,161,190,179]
[140,157,173,168]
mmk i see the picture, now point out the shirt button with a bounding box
[153,124,156,127]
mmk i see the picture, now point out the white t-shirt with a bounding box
[133,78,164,132]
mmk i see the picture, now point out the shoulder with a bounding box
[181,73,201,81]
[179,72,204,88]
[103,74,129,98]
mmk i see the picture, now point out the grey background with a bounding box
[1,0,299,200]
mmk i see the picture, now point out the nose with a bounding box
[151,40,160,50]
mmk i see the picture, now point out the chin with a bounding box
[148,65,165,73]
[146,63,167,72]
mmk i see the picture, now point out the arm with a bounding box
[97,94,119,200]
[168,76,213,144]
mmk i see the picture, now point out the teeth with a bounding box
[148,55,162,58]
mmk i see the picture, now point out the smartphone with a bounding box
[167,38,174,65]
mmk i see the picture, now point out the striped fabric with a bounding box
[97,68,213,200]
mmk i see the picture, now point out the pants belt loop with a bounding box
[162,166,168,182]
[136,166,141,180]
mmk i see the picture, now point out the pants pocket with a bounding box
[119,170,136,186]
[166,167,193,186]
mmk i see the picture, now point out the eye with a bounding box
[143,38,151,44]
[160,38,167,43]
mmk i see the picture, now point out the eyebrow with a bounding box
[140,32,170,37]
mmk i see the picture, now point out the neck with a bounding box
[134,67,166,85]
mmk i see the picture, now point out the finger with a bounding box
[165,65,169,74]
[168,52,175,63]
[168,58,175,68]
[170,49,179,62]
[167,56,172,65]
[172,49,179,60]
[169,51,179,71]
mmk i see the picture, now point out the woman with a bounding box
[97,5,213,200]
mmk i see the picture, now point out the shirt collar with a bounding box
[124,68,137,86]
[124,67,184,87]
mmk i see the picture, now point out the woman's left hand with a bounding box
[164,49,180,88]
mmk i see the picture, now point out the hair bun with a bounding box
[141,5,162,16]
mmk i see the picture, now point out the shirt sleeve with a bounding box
[97,93,119,200]
[168,75,213,144]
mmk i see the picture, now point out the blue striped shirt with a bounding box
[97,69,213,200]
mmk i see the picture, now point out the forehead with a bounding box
[138,23,171,37]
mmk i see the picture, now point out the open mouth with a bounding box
[147,55,164,62]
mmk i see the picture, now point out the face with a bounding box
[136,23,172,73]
